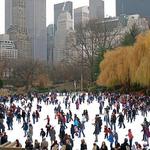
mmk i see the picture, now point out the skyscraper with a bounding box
[25,0,47,62]
[74,6,89,26]
[47,24,54,65]
[0,34,18,60]
[5,0,32,59]
[54,11,74,64]
[116,0,150,18]
[54,1,73,33]
[89,0,104,20]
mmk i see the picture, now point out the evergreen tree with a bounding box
[121,24,139,46]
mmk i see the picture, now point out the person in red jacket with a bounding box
[104,125,109,139]
[127,129,134,149]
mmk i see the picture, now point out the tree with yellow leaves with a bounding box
[97,46,132,88]
[97,30,150,89]
[130,31,150,87]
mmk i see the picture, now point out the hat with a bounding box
[135,142,138,145]
[124,138,128,142]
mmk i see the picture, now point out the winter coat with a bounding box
[66,144,73,150]
[92,145,99,150]
[128,131,133,140]
[50,129,56,141]
[121,142,130,150]
[29,125,33,136]
[74,119,79,127]
[17,113,21,119]
[22,122,28,131]
[59,126,65,140]
[60,145,66,150]
[41,139,48,149]
[113,132,118,141]
[81,143,87,150]
[94,122,100,135]
[104,127,109,134]
[108,133,114,143]
[34,141,40,149]
[46,124,51,131]
[40,130,46,137]
[71,125,75,134]
[51,143,59,150]
[36,111,40,118]
[1,135,8,144]
[100,145,108,150]
[118,114,124,122]
[22,111,26,118]
[25,139,33,150]
[145,127,150,137]
[111,114,116,123]
[78,121,85,130]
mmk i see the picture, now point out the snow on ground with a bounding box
[4,94,150,150]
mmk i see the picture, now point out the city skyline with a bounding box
[0,0,115,34]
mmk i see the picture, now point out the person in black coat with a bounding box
[1,132,8,144]
[22,110,26,122]
[45,123,51,137]
[59,124,65,144]
[22,121,28,137]
[120,138,130,150]
[80,139,87,150]
[93,116,100,142]
[40,128,46,140]
[99,102,103,114]
[70,124,75,139]
[132,108,136,121]
[110,112,116,131]
[127,109,132,123]
[100,141,108,150]
[65,139,73,150]
[118,113,125,128]
[25,137,33,150]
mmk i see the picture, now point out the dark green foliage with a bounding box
[121,24,139,46]
[93,48,106,81]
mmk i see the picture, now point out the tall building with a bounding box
[54,1,73,33]
[47,24,54,65]
[74,6,89,26]
[25,0,47,62]
[0,34,18,60]
[89,0,104,20]
[5,0,32,59]
[116,0,150,18]
[54,11,74,64]
[0,34,18,78]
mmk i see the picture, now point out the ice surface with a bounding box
[3,95,150,150]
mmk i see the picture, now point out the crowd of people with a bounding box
[0,92,150,150]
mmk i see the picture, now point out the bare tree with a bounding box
[65,19,121,87]
[0,58,15,80]
[10,59,48,91]
[0,60,6,79]
[49,61,81,85]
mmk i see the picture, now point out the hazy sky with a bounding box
[0,0,116,34]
